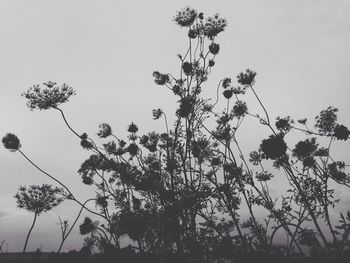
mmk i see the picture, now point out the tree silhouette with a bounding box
[14,184,65,253]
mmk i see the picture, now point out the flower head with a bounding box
[209,43,220,55]
[256,171,273,182]
[79,217,98,235]
[22,82,76,110]
[96,195,108,208]
[314,106,338,135]
[334,124,350,140]
[182,62,193,75]
[128,122,138,133]
[232,101,248,118]
[174,7,197,27]
[275,116,294,133]
[97,123,112,138]
[188,29,197,39]
[172,85,182,96]
[203,14,227,39]
[223,88,233,99]
[14,184,65,215]
[293,138,318,160]
[249,151,263,165]
[82,175,93,185]
[152,108,163,120]
[260,134,287,160]
[328,162,348,182]
[222,78,231,89]
[314,147,329,157]
[81,139,93,150]
[237,69,257,86]
[177,96,195,118]
[2,133,21,152]
[152,71,170,85]
[232,86,246,95]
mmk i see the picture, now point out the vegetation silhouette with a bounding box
[14,184,64,253]
[2,6,350,263]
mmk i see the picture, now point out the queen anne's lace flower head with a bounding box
[203,14,227,39]
[174,7,197,27]
[14,184,65,215]
[2,133,21,152]
[22,81,76,110]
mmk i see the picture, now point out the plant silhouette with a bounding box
[2,6,350,262]
[14,184,65,253]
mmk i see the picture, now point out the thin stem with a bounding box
[54,107,81,138]
[23,213,38,253]
[249,84,270,125]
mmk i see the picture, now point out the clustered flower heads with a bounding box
[2,133,21,152]
[22,81,76,110]
[174,7,227,39]
[174,6,197,27]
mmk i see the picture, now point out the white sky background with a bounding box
[0,0,350,252]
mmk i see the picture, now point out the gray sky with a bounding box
[1,0,350,252]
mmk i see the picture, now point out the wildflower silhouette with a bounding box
[2,6,350,262]
[14,184,65,253]
[2,133,21,152]
[22,81,75,111]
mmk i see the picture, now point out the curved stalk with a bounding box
[23,213,38,253]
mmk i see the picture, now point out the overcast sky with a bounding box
[1,0,350,252]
